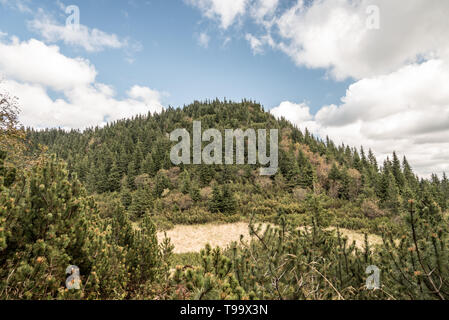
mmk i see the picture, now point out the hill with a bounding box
[25,99,449,234]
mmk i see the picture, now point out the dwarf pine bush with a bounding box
[0,154,165,300]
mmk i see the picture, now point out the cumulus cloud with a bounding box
[0,38,165,129]
[271,59,449,177]
[189,0,449,81]
[127,85,166,109]
[274,0,449,80]
[28,9,126,52]
[187,0,280,30]
[0,38,96,91]
[186,0,248,29]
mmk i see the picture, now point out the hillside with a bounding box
[25,100,449,234]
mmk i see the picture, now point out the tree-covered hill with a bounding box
[25,100,449,234]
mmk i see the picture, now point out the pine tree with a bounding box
[281,150,300,190]
[108,161,122,192]
[381,171,401,214]
[368,149,378,171]
[221,184,237,215]
[209,184,223,213]
[352,149,362,171]
[328,163,340,181]
[190,184,201,202]
[392,152,405,191]
[154,171,171,198]
[339,167,351,200]
[0,149,15,187]
[130,186,153,218]
[1,155,97,298]
[198,164,215,187]
[127,160,137,190]
[297,150,314,189]
[441,173,449,211]
[120,185,133,209]
[180,170,191,195]
[127,214,161,288]
[379,199,449,299]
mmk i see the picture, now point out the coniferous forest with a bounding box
[2,95,449,300]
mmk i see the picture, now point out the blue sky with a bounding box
[1,0,449,177]
[0,0,349,111]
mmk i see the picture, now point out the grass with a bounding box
[157,222,251,254]
[157,222,383,254]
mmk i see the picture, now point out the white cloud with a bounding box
[187,0,279,29]
[0,0,31,13]
[271,59,449,177]
[189,0,449,81]
[0,38,96,91]
[0,38,165,129]
[249,0,278,26]
[275,0,449,80]
[245,33,274,55]
[28,9,126,52]
[127,85,165,109]
[197,32,210,48]
[270,101,318,132]
[186,0,248,29]
[245,33,263,55]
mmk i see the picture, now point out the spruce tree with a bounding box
[392,152,405,191]
[209,184,223,213]
[108,161,122,192]
[130,186,153,218]
[297,150,314,189]
[221,184,237,215]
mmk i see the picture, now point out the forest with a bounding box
[1,94,449,300]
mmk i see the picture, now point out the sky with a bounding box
[0,0,449,178]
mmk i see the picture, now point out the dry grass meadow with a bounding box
[157,222,382,254]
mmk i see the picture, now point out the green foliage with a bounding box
[24,100,449,224]
[0,154,165,299]
[170,245,248,300]
[378,199,449,299]
[168,215,383,300]
[209,184,237,215]
[154,171,171,198]
[129,186,153,218]
[170,202,449,300]
[2,99,448,300]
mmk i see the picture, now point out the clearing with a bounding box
[157,222,382,254]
